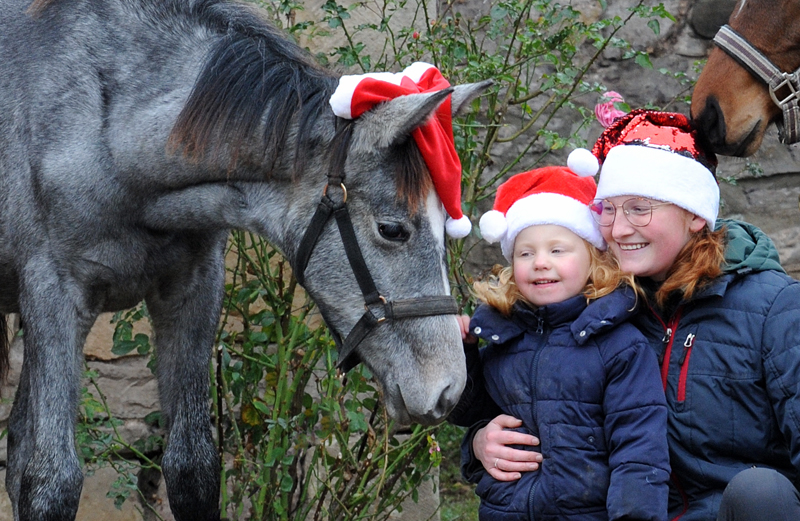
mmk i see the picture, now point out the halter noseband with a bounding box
[713,24,800,144]
[293,124,459,372]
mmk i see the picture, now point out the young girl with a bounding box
[448,155,669,521]
[468,110,800,521]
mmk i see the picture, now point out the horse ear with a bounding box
[366,88,454,147]
[360,80,493,147]
[450,80,494,116]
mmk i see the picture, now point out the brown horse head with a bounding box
[691,0,800,156]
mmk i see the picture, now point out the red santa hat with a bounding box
[479,149,605,261]
[591,109,720,230]
[329,62,471,238]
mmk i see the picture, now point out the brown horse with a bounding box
[691,0,800,156]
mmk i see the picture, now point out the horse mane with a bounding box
[393,138,433,213]
[313,118,432,214]
[168,1,338,173]
[27,0,430,205]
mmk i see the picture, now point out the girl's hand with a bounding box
[473,414,541,481]
[456,314,477,344]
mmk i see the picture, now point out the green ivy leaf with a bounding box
[111,340,137,356]
[635,53,653,69]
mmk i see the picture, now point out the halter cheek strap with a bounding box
[714,24,800,144]
[294,124,458,372]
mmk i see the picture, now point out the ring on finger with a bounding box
[493,457,499,469]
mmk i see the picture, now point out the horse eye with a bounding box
[378,222,409,242]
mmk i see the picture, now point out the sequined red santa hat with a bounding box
[592,108,720,230]
[329,62,471,238]
[479,149,605,261]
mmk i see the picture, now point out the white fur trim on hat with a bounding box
[446,215,472,238]
[329,64,437,119]
[596,145,719,229]
[329,71,403,119]
[500,193,606,261]
[567,148,599,177]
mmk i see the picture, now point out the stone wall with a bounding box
[3,0,800,519]
[466,0,800,280]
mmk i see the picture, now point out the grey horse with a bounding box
[0,0,490,518]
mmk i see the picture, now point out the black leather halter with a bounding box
[293,123,459,371]
[714,24,800,144]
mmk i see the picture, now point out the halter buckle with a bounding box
[323,183,347,204]
[770,73,800,107]
[364,296,388,323]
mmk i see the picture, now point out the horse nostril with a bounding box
[696,96,727,148]
[408,379,464,425]
[433,382,459,417]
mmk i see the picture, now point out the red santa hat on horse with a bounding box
[329,62,472,238]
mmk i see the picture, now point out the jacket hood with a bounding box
[717,219,784,274]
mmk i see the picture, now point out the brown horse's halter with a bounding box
[293,124,459,372]
[713,24,800,144]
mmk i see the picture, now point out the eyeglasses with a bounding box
[590,198,672,227]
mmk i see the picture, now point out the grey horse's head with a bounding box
[297,81,491,425]
[163,11,491,424]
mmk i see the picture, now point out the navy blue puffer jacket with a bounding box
[631,220,800,521]
[450,288,670,521]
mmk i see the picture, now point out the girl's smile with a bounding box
[600,196,706,281]
[513,224,592,307]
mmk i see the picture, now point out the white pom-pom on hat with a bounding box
[446,215,473,239]
[567,148,599,177]
[479,210,507,244]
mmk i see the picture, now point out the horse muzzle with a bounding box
[382,358,467,426]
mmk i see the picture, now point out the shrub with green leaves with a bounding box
[212,232,445,520]
[77,0,681,518]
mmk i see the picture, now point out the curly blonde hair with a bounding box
[473,240,637,315]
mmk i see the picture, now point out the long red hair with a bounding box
[651,226,726,308]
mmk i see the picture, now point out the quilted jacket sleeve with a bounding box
[602,327,670,521]
[762,277,800,484]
